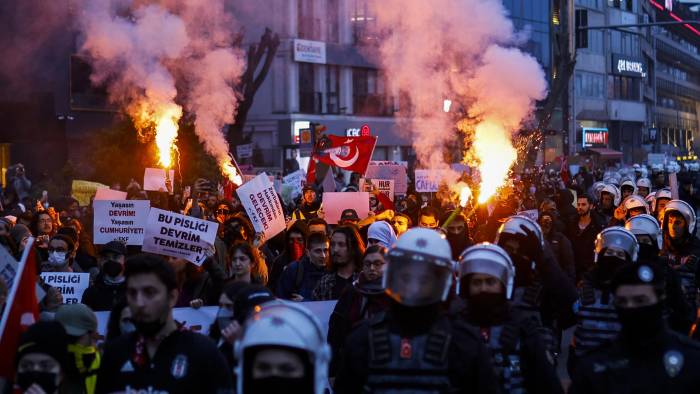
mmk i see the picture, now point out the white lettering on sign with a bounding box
[237,173,286,240]
[585,131,608,145]
[616,58,646,77]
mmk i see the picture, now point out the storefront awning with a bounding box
[586,147,623,159]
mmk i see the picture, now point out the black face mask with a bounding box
[16,371,59,393]
[134,317,166,338]
[247,377,310,394]
[102,260,123,278]
[446,232,470,257]
[617,303,664,342]
[596,256,625,282]
[466,293,507,326]
[638,244,659,262]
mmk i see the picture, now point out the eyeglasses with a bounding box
[217,209,230,214]
[363,260,386,269]
[47,247,68,253]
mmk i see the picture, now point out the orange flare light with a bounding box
[459,185,472,207]
[473,121,516,203]
[220,160,243,186]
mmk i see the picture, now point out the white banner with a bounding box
[142,208,218,265]
[237,173,286,240]
[414,169,444,193]
[40,272,90,304]
[93,200,150,245]
[236,143,253,159]
[94,300,338,338]
[283,170,306,199]
[143,168,175,192]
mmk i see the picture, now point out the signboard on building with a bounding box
[582,127,609,148]
[236,143,253,159]
[611,54,646,78]
[293,39,326,64]
[346,124,372,137]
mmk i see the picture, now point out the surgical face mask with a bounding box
[48,251,67,266]
[216,308,234,330]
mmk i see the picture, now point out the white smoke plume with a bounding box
[76,0,245,183]
[367,0,548,199]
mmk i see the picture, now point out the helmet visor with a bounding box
[385,258,452,306]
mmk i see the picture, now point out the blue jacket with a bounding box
[276,255,326,301]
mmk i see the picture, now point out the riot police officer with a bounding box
[335,228,499,394]
[494,216,578,338]
[235,301,330,394]
[456,243,563,394]
[570,263,700,393]
[625,214,693,333]
[569,227,638,371]
[660,199,700,315]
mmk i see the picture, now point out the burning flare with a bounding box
[459,185,472,208]
[132,102,182,169]
[220,159,243,186]
[474,121,517,204]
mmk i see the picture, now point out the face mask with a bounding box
[617,303,664,341]
[134,317,166,338]
[638,244,659,261]
[466,292,507,326]
[120,321,136,335]
[247,377,309,394]
[597,256,625,281]
[216,308,234,330]
[290,239,305,261]
[48,251,67,266]
[102,260,123,278]
[16,371,59,394]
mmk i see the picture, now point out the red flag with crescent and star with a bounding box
[312,135,377,175]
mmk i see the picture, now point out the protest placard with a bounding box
[283,170,306,198]
[143,168,175,192]
[237,173,286,240]
[71,180,109,206]
[359,178,395,201]
[414,169,445,192]
[322,192,370,224]
[142,208,218,265]
[669,171,679,200]
[94,188,127,201]
[365,162,408,194]
[40,272,90,304]
[0,246,17,289]
[93,200,150,245]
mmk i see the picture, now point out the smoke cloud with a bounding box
[366,0,548,199]
[76,0,245,182]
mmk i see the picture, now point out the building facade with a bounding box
[572,0,700,163]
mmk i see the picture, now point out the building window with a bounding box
[352,67,392,116]
[326,0,339,43]
[608,75,640,101]
[298,0,319,40]
[608,0,633,11]
[326,65,340,114]
[351,0,376,45]
[575,71,606,98]
[299,63,319,113]
[611,31,640,57]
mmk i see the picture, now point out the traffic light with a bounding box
[575,9,588,49]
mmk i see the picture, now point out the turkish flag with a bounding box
[313,135,377,175]
[0,244,39,380]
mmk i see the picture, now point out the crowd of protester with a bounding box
[1,160,700,393]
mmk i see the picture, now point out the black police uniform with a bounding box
[459,303,564,394]
[334,305,499,394]
[570,330,700,394]
[96,330,233,394]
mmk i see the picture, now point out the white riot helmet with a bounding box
[620,179,637,195]
[662,199,697,236]
[625,214,662,250]
[636,178,651,193]
[591,182,606,202]
[645,193,657,211]
[594,227,639,263]
[235,301,331,394]
[494,215,545,249]
[601,184,621,206]
[384,228,454,306]
[622,195,650,216]
[458,243,515,299]
[653,188,672,213]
